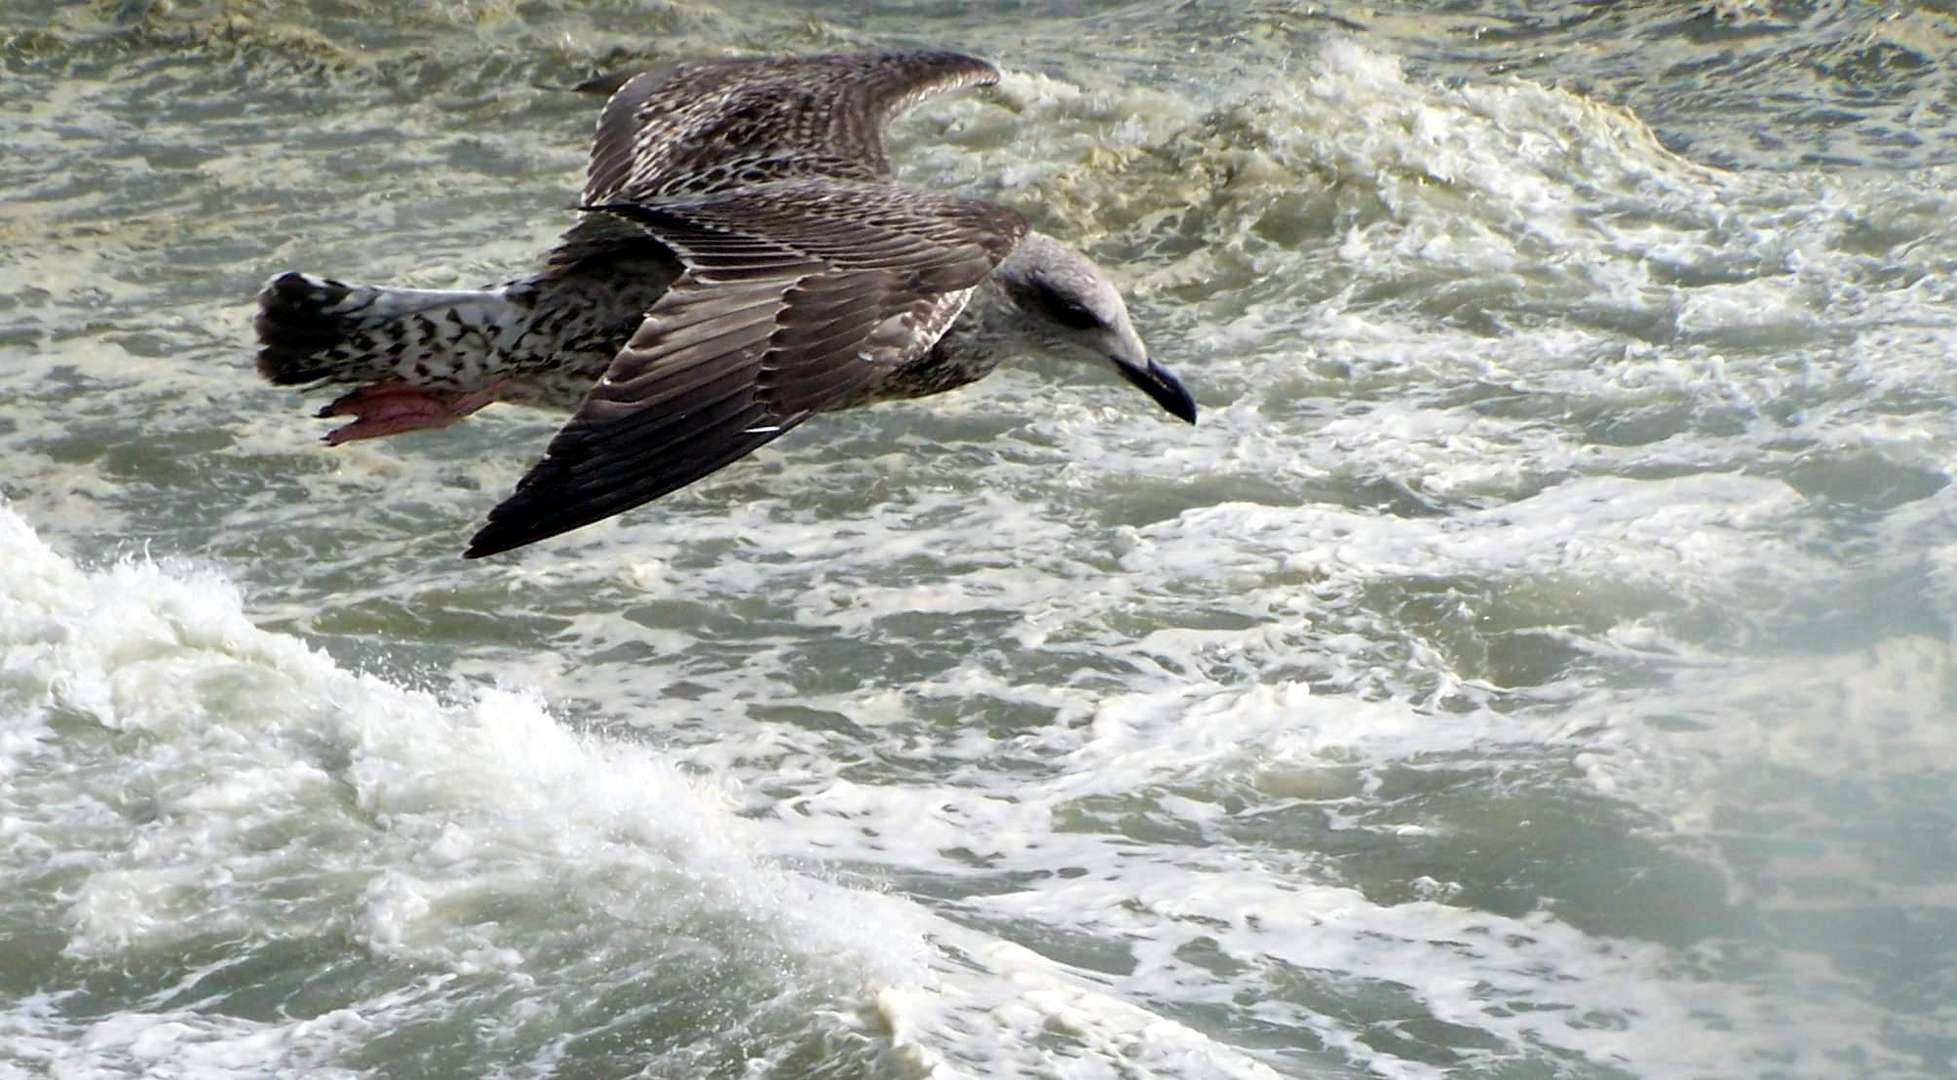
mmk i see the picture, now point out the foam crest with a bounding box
[0,505,915,1067]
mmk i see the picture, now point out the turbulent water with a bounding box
[4,1,1955,1076]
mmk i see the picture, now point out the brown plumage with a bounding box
[253,50,1195,560]
[582,51,1000,201]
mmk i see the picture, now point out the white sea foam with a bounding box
[0,504,1300,1078]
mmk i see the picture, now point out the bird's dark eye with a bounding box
[1032,281,1102,331]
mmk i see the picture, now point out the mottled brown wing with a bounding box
[463,180,1026,558]
[582,50,999,202]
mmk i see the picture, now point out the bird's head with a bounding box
[995,232,1196,424]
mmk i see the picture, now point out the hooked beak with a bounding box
[1111,354,1198,424]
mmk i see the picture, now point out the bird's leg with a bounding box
[320,378,509,445]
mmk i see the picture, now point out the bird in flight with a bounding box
[255,50,1197,558]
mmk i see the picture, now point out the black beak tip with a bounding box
[1111,355,1197,425]
[1146,358,1198,425]
[1170,388,1198,425]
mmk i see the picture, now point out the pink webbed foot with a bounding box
[319,379,508,445]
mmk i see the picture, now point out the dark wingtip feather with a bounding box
[461,527,513,560]
[462,511,580,560]
[462,469,609,559]
[462,469,575,559]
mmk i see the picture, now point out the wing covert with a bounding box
[464,179,1026,558]
[582,50,1000,202]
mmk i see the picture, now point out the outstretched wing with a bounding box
[583,50,1000,202]
[464,179,1026,559]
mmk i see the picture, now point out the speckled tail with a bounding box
[253,271,524,389]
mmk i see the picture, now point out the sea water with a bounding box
[2,2,1954,1076]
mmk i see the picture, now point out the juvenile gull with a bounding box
[254,50,1197,558]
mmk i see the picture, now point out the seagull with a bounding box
[254,50,1197,558]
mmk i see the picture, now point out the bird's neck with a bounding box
[931,276,1056,373]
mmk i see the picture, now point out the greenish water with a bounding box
[3,2,1954,1077]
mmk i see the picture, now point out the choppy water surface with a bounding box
[4,1,1955,1076]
